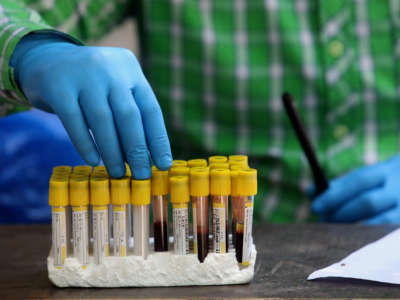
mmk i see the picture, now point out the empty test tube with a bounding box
[170,176,190,255]
[187,159,208,168]
[208,156,227,164]
[69,176,89,268]
[190,167,210,262]
[131,179,151,259]
[111,177,130,256]
[49,176,69,268]
[172,160,187,167]
[236,168,257,265]
[151,168,169,251]
[210,168,230,253]
[90,176,110,264]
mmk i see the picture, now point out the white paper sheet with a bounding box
[308,228,400,284]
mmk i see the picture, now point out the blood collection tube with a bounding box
[230,167,241,247]
[111,177,130,257]
[229,155,248,165]
[170,176,190,255]
[187,159,208,168]
[190,167,210,262]
[73,165,92,175]
[49,175,69,269]
[169,166,190,177]
[69,176,89,268]
[208,156,227,164]
[236,168,257,265]
[90,176,110,264]
[131,179,151,259]
[151,168,169,251]
[209,162,229,170]
[210,168,230,253]
[172,160,187,167]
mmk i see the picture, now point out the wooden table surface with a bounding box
[1,224,399,299]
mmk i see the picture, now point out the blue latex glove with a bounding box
[310,155,400,224]
[10,33,172,179]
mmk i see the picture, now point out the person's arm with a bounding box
[0,0,134,114]
[1,1,172,179]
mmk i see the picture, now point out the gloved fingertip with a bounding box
[311,200,325,214]
[108,164,125,178]
[155,153,172,171]
[85,151,100,166]
[133,167,152,180]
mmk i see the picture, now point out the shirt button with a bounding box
[334,125,348,140]
[329,40,344,57]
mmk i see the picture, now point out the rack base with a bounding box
[47,244,256,287]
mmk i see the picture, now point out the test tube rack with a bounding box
[47,156,257,287]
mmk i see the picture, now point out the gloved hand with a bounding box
[310,155,400,224]
[10,33,172,179]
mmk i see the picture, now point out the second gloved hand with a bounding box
[11,33,172,179]
[310,155,400,224]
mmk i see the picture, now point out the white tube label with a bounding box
[113,208,127,256]
[72,209,89,266]
[52,208,67,268]
[212,203,226,253]
[242,202,254,265]
[93,207,109,264]
[192,203,197,254]
[173,207,189,255]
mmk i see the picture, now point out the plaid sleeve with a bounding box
[0,0,133,116]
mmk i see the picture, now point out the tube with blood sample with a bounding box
[151,167,169,251]
[170,176,190,255]
[131,179,151,259]
[190,167,210,262]
[111,177,130,256]
[236,168,257,265]
[187,159,208,168]
[90,175,110,264]
[210,168,230,253]
[69,176,89,268]
[49,175,69,269]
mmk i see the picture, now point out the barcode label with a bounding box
[113,210,127,256]
[212,204,226,253]
[173,207,189,255]
[93,208,109,264]
[242,203,254,265]
[52,209,67,268]
[72,209,89,266]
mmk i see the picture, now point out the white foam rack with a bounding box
[48,237,257,287]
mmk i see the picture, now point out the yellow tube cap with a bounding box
[172,160,187,167]
[210,168,231,195]
[170,176,189,204]
[73,165,92,174]
[190,167,210,196]
[229,154,248,164]
[125,163,131,177]
[230,169,240,197]
[238,168,257,196]
[69,176,89,206]
[187,159,208,168]
[169,166,190,177]
[151,168,169,195]
[52,166,72,175]
[131,179,151,205]
[90,176,110,206]
[210,162,229,169]
[93,165,107,173]
[208,156,227,164]
[49,177,69,207]
[111,176,130,205]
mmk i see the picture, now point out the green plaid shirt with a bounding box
[2,0,400,222]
